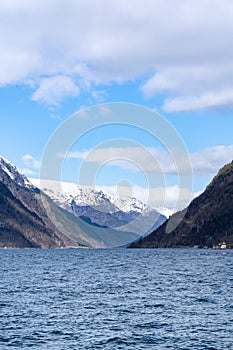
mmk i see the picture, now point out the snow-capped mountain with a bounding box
[0,156,34,190]
[0,156,83,248]
[154,207,175,219]
[30,179,117,212]
[0,155,163,248]
[0,156,141,248]
[110,195,148,213]
[30,178,166,235]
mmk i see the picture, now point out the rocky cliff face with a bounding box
[129,161,233,249]
[0,156,98,248]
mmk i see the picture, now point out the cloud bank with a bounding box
[64,145,233,175]
[1,0,233,109]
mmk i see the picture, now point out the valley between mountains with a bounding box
[0,155,233,249]
[0,155,165,248]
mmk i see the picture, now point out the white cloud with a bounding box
[191,145,233,174]
[1,1,233,109]
[163,89,233,112]
[31,76,79,105]
[49,112,62,120]
[98,105,112,115]
[73,104,112,119]
[59,150,88,159]
[21,154,41,177]
[97,184,200,210]
[141,63,233,112]
[64,146,174,173]
[20,168,37,176]
[64,145,233,175]
[141,64,233,95]
[22,154,41,169]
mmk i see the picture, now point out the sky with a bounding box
[1,0,233,210]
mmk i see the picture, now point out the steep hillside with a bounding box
[0,156,140,248]
[0,157,97,248]
[129,161,233,248]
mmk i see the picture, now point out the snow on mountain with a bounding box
[1,160,169,233]
[30,178,167,235]
[31,178,157,214]
[29,176,175,220]
[0,156,141,248]
[154,206,175,219]
[0,156,34,189]
[0,156,92,248]
[30,178,117,212]
[110,195,149,214]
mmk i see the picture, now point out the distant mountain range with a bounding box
[129,161,233,249]
[2,155,233,249]
[0,155,165,248]
[30,178,166,236]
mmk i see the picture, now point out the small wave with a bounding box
[196,297,217,304]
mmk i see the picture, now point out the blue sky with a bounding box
[1,1,233,209]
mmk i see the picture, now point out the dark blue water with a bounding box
[0,249,232,349]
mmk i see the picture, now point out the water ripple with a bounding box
[0,248,233,349]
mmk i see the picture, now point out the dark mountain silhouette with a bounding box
[129,161,233,249]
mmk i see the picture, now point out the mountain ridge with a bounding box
[30,178,166,235]
[0,157,83,248]
[129,160,233,249]
[0,156,146,248]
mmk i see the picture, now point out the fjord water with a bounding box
[1,249,232,350]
